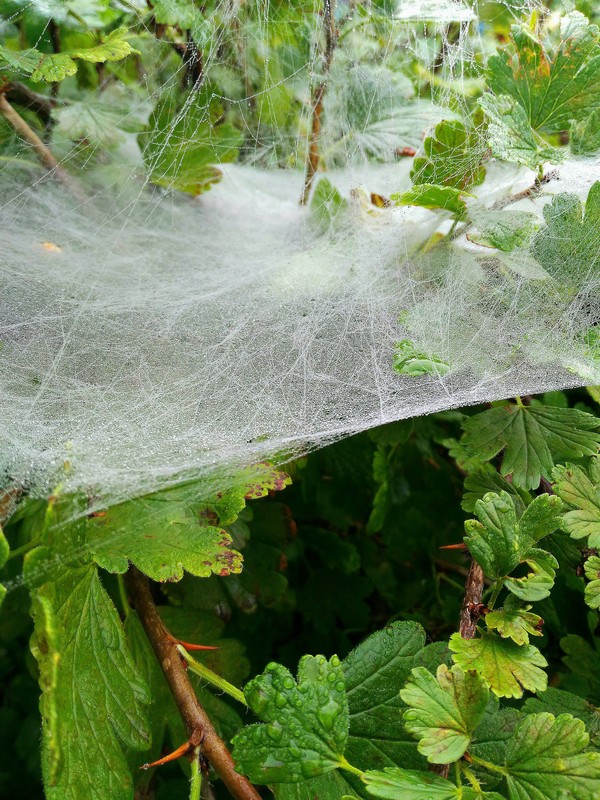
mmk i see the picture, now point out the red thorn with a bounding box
[440,543,468,551]
[178,640,219,652]
[141,740,191,770]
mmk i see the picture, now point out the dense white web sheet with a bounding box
[1,152,599,505]
[1,0,599,506]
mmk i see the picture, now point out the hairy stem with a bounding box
[177,645,247,706]
[125,567,262,800]
[300,0,337,205]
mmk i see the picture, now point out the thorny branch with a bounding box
[124,567,262,800]
[300,0,337,205]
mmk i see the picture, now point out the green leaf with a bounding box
[88,495,243,582]
[584,555,600,609]
[524,688,600,748]
[449,631,547,698]
[479,93,563,170]
[485,596,543,646]
[553,458,600,547]
[464,491,561,580]
[392,340,450,377]
[139,93,243,195]
[0,28,139,83]
[467,207,537,252]
[410,119,486,191]
[531,181,600,285]
[275,772,363,800]
[363,768,503,800]
[232,655,348,783]
[503,713,600,800]
[343,621,449,772]
[561,635,600,705]
[152,0,202,28]
[503,548,558,602]
[462,467,527,514]
[487,11,600,134]
[30,565,150,800]
[400,664,489,764]
[571,109,600,155]
[461,402,600,490]
[392,184,468,215]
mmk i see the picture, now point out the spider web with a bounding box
[1,0,599,508]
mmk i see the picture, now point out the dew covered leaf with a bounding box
[410,119,486,191]
[487,11,600,134]
[399,664,489,764]
[553,458,600,547]
[392,184,468,215]
[275,772,364,800]
[502,713,600,800]
[485,597,543,645]
[461,402,600,490]
[232,655,349,783]
[30,564,150,800]
[363,768,504,800]
[584,555,600,609]
[464,491,561,580]
[479,94,563,170]
[449,631,547,698]
[531,182,600,285]
[343,621,450,772]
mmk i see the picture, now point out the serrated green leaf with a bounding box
[503,713,600,800]
[553,459,600,547]
[232,655,348,783]
[275,772,363,800]
[488,11,600,134]
[461,402,600,490]
[0,28,138,83]
[89,496,243,582]
[392,340,450,377]
[343,621,449,772]
[561,635,600,704]
[485,596,543,645]
[531,181,600,285]
[449,631,547,698]
[504,548,558,602]
[479,93,563,170]
[363,768,503,800]
[464,491,561,580]
[571,109,600,155]
[467,207,537,252]
[410,119,486,191]
[462,467,527,514]
[392,184,468,214]
[400,664,488,764]
[30,565,150,800]
[584,555,600,609]
[524,687,600,748]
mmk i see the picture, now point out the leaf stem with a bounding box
[189,746,202,800]
[7,539,40,561]
[125,567,262,800]
[468,754,507,776]
[460,763,482,792]
[338,757,365,778]
[176,645,247,706]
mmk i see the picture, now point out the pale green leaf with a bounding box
[449,631,547,698]
[584,555,600,609]
[410,118,486,191]
[553,459,600,547]
[571,109,600,155]
[485,597,543,646]
[400,665,489,764]
[363,768,503,800]
[392,184,468,214]
[467,207,537,252]
[504,548,558,602]
[152,0,202,28]
[392,340,450,377]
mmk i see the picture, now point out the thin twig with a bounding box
[300,0,337,205]
[124,568,262,800]
[4,82,55,126]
